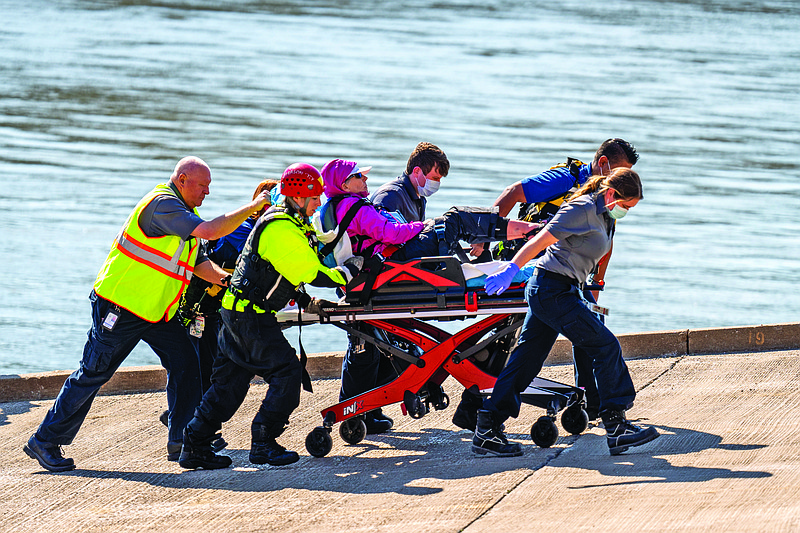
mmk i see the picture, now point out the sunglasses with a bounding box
[347,172,366,181]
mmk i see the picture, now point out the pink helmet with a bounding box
[280,163,323,197]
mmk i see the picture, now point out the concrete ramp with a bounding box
[2,350,799,532]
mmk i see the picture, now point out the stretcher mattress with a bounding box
[276,254,607,325]
[277,257,531,324]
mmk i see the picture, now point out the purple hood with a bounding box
[320,158,425,257]
[321,159,368,199]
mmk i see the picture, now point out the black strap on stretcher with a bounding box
[333,322,426,368]
[292,289,314,393]
[433,220,472,263]
[352,255,385,306]
[451,317,525,363]
[296,307,314,393]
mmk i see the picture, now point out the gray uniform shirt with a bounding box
[535,192,614,283]
[138,182,208,263]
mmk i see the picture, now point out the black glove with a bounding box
[336,255,364,283]
[344,255,364,270]
[305,297,337,318]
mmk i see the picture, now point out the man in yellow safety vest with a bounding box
[23,156,270,472]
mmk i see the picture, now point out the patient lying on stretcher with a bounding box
[317,159,541,266]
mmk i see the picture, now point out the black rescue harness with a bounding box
[318,196,399,305]
[228,207,317,313]
[227,206,320,392]
[516,157,584,223]
[494,157,585,261]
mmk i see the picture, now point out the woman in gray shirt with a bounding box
[474,168,660,457]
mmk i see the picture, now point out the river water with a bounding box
[2,0,799,374]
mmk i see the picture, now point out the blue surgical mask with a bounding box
[416,179,440,197]
[270,187,284,206]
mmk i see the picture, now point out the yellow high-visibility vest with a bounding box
[94,183,200,322]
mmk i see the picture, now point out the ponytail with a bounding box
[250,178,280,220]
[568,168,643,203]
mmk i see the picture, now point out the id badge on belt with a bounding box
[584,302,609,317]
[188,316,205,338]
[102,309,120,331]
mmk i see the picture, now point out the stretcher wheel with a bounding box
[306,427,333,457]
[560,405,589,435]
[407,396,428,419]
[530,416,559,448]
[433,393,449,411]
[339,417,368,445]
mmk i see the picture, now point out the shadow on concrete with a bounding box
[558,424,771,489]
[0,401,36,427]
[24,424,771,494]
[36,428,551,495]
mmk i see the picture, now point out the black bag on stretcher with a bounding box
[277,252,606,458]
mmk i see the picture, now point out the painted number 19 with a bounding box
[749,331,765,345]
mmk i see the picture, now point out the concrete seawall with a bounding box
[2,322,798,403]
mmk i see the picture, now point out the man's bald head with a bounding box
[170,156,210,182]
[170,156,212,209]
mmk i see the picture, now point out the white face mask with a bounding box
[608,203,628,219]
[604,188,628,219]
[416,178,440,197]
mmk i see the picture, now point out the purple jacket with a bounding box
[321,159,425,256]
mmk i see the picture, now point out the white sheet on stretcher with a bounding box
[463,260,538,287]
[460,261,512,280]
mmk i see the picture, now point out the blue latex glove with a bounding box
[484,262,520,295]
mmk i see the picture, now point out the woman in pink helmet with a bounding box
[178,163,362,471]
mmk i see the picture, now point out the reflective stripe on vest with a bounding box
[115,232,191,282]
[94,183,199,322]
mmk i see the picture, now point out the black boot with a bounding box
[472,410,522,457]
[602,409,660,455]
[23,435,76,472]
[179,426,232,470]
[211,434,228,452]
[167,441,182,462]
[365,409,393,434]
[162,408,226,451]
[250,423,300,466]
[452,389,483,431]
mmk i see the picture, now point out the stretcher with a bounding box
[276,256,594,457]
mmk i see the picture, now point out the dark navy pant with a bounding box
[484,271,635,422]
[187,308,302,438]
[573,289,602,411]
[196,312,222,393]
[393,206,504,260]
[339,322,383,401]
[37,291,202,445]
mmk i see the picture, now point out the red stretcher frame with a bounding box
[276,255,590,457]
[294,300,588,457]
